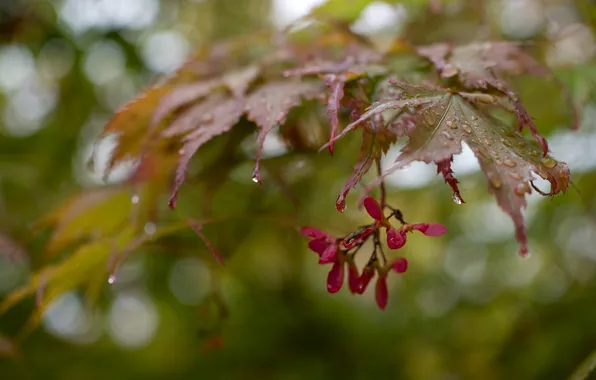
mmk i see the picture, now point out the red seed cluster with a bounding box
[300,197,446,310]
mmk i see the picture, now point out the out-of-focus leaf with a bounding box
[103,85,173,170]
[0,232,27,261]
[416,42,549,89]
[0,335,15,358]
[36,188,133,255]
[1,222,186,336]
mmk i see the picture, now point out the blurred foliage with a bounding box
[1,0,596,379]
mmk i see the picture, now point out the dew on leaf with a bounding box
[200,114,214,123]
[514,183,531,196]
[489,176,502,189]
[441,131,454,140]
[541,157,557,168]
[131,195,140,204]
[503,159,517,167]
[108,274,116,285]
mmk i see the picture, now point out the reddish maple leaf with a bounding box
[244,80,324,183]
[416,41,553,155]
[334,81,569,255]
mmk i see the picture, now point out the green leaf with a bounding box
[36,188,134,255]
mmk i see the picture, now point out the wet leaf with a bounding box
[336,130,376,212]
[167,95,245,209]
[341,81,569,254]
[245,80,324,182]
[103,85,173,170]
[416,41,548,89]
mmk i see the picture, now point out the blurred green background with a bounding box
[1,0,596,379]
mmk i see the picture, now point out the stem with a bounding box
[376,158,386,208]
[373,229,387,265]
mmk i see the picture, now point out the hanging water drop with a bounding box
[251,168,261,184]
[452,192,463,204]
[108,274,116,285]
[131,194,140,204]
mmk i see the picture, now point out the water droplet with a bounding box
[108,274,116,285]
[489,176,502,189]
[520,247,531,259]
[514,183,531,196]
[503,159,516,167]
[200,114,214,123]
[441,131,454,140]
[144,222,157,236]
[131,195,140,204]
[441,64,459,78]
[452,193,463,204]
[462,124,472,134]
[541,156,557,168]
[178,148,186,155]
[252,168,261,184]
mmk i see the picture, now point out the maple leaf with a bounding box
[335,81,569,254]
[243,80,324,183]
[416,41,552,155]
[163,79,323,207]
[416,41,548,89]
[165,94,245,209]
